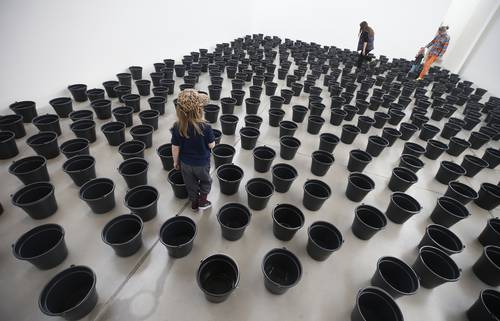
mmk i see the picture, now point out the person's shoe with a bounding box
[416,77,423,81]
[198,193,212,210]
[191,200,199,212]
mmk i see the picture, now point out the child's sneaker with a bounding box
[191,200,199,212]
[198,193,212,210]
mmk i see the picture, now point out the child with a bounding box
[171,89,215,211]
[410,47,425,74]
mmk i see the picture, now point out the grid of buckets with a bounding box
[2,34,500,321]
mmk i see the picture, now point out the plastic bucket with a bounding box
[435,161,466,185]
[303,179,331,211]
[399,154,424,172]
[345,173,375,202]
[102,214,143,257]
[402,142,425,158]
[240,127,260,150]
[212,144,236,168]
[159,216,196,258]
[388,167,418,192]
[118,140,145,160]
[262,248,302,294]
[11,182,58,219]
[352,204,387,240]
[444,181,478,204]
[418,224,465,255]
[12,224,67,269]
[466,289,500,321]
[371,256,419,298]
[60,138,89,159]
[79,178,115,214]
[478,218,500,247]
[347,150,372,172]
[430,196,470,227]
[197,254,239,303]
[0,114,26,138]
[319,133,339,153]
[279,136,301,160]
[167,169,188,199]
[9,155,49,184]
[62,155,96,187]
[472,245,500,286]
[217,203,251,241]
[351,287,403,321]
[118,157,148,189]
[27,131,60,159]
[412,246,461,289]
[310,150,335,176]
[49,97,73,118]
[220,115,239,135]
[366,136,389,157]
[0,131,19,159]
[253,146,276,173]
[475,183,500,210]
[272,204,304,241]
[101,121,125,146]
[130,124,153,148]
[447,137,470,156]
[279,121,298,138]
[70,120,96,143]
[385,192,421,224]
[245,178,274,210]
[33,114,61,136]
[461,155,489,177]
[272,163,298,193]
[341,124,361,144]
[217,164,244,195]
[307,221,343,261]
[124,185,158,222]
[157,143,173,171]
[424,139,449,160]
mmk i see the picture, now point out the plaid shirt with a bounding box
[426,33,450,57]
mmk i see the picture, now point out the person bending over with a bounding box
[418,26,450,80]
[357,21,375,68]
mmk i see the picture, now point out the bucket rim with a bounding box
[102,214,144,246]
[124,185,159,210]
[426,224,464,253]
[159,215,197,248]
[418,246,461,281]
[13,223,65,260]
[197,253,240,296]
[261,248,302,288]
[307,221,344,252]
[11,181,55,207]
[376,256,420,295]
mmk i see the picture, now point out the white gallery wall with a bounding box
[460,7,500,97]
[2,0,500,111]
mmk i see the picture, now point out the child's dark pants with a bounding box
[180,162,212,201]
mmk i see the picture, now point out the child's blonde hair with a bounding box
[175,89,209,138]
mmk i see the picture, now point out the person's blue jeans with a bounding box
[410,63,421,74]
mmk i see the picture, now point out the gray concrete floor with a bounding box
[0,56,499,321]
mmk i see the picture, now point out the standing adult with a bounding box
[357,21,375,68]
[418,26,450,80]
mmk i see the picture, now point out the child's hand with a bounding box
[174,162,180,170]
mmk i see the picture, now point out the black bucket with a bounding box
[479,218,500,247]
[402,142,425,158]
[399,122,418,140]
[292,105,308,123]
[307,221,343,261]
[440,122,461,140]
[0,131,19,159]
[102,214,143,257]
[101,121,126,146]
[418,224,465,255]
[399,154,424,172]
[130,124,153,148]
[157,143,173,171]
[447,137,471,156]
[466,289,500,321]
[269,109,285,127]
[412,246,461,289]
[279,121,298,138]
[112,106,134,127]
[418,124,440,141]
[60,138,89,159]
[103,80,119,98]
[119,157,148,189]
[330,108,347,126]
[221,97,236,114]
[262,248,302,294]
[373,112,390,129]
[160,215,196,258]
[386,192,422,224]
[357,115,375,134]
[69,110,94,122]
[167,169,188,199]
[148,96,166,115]
[122,94,141,112]
[272,163,298,193]
[27,131,60,159]
[475,183,500,210]
[217,203,251,241]
[272,204,304,241]
[90,99,112,119]
[135,79,150,96]
[469,131,490,150]
[351,287,403,321]
[11,182,57,219]
[381,127,401,147]
[371,256,419,298]
[220,115,239,135]
[319,133,339,153]
[435,161,466,185]
[63,155,96,187]
[482,148,500,169]
[9,155,49,184]
[430,196,470,227]
[346,173,375,202]
[366,135,389,157]
[139,110,160,130]
[352,204,387,240]
[347,149,372,172]
[118,140,145,160]
[10,100,37,122]
[245,115,263,129]
[472,245,500,286]
[70,119,96,143]
[307,116,325,134]
[79,178,115,214]
[0,114,26,138]
[49,97,73,118]
[253,146,276,173]
[204,104,220,123]
[341,124,361,144]
[12,224,67,269]
[388,167,418,192]
[197,254,239,303]
[461,155,489,177]
[303,179,331,211]
[280,136,301,160]
[310,150,335,176]
[424,139,449,160]
[124,185,158,222]
[39,265,97,320]
[445,181,478,204]
[240,127,260,150]
[245,97,261,115]
[245,178,274,210]
[33,114,61,136]
[217,164,244,195]
[212,144,235,168]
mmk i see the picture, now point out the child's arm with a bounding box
[172,145,180,170]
